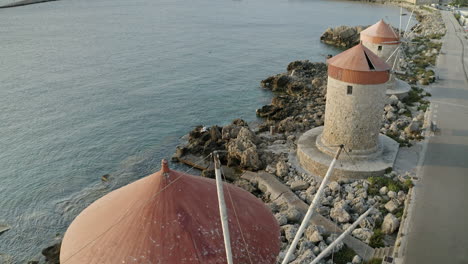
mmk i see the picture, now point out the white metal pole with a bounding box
[404,9,414,38]
[385,45,400,63]
[310,207,374,264]
[214,153,234,264]
[399,7,403,38]
[392,48,401,72]
[281,145,344,264]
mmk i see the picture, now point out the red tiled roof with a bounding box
[360,19,400,44]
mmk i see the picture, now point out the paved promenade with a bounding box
[403,11,468,264]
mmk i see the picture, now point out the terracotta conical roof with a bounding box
[360,19,400,45]
[327,44,390,84]
[60,160,280,264]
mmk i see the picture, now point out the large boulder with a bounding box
[226,128,262,170]
[330,207,351,223]
[382,213,400,235]
[352,228,373,243]
[320,25,367,48]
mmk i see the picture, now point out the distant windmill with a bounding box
[359,8,417,98]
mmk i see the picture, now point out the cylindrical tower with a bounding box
[318,44,390,157]
[360,19,400,66]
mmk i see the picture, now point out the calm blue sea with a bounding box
[0,0,410,261]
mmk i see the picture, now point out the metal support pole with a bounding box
[310,207,374,264]
[214,152,234,264]
[399,7,403,37]
[385,45,400,63]
[281,145,344,264]
[404,9,414,37]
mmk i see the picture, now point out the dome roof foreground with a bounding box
[60,160,280,264]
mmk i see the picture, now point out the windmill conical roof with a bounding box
[327,43,390,72]
[60,160,280,264]
[360,19,400,44]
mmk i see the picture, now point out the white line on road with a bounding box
[432,100,468,109]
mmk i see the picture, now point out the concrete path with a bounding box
[403,11,468,264]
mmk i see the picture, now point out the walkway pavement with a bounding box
[403,11,468,264]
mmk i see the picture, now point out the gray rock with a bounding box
[330,208,351,223]
[286,207,303,223]
[352,255,362,264]
[388,95,399,105]
[307,230,323,243]
[328,181,341,192]
[386,111,397,121]
[398,191,406,202]
[405,121,421,135]
[275,213,288,226]
[265,164,276,174]
[333,200,350,211]
[382,213,400,234]
[385,200,399,213]
[276,160,289,178]
[283,225,298,242]
[291,249,316,264]
[387,190,397,199]
[291,180,310,191]
[379,186,388,195]
[352,228,373,243]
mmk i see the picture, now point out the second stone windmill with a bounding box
[360,19,412,99]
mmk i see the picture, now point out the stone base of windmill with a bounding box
[296,127,399,180]
[386,78,411,99]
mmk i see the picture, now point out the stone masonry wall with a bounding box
[321,76,387,152]
[362,41,399,68]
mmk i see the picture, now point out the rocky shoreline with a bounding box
[30,3,447,264]
[172,5,445,264]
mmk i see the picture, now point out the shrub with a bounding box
[369,229,385,248]
[332,245,357,264]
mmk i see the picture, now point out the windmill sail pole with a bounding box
[214,152,234,264]
[404,9,415,37]
[386,46,400,63]
[281,145,344,264]
[309,207,374,264]
[399,6,403,37]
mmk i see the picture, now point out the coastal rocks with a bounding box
[227,133,262,170]
[382,213,400,235]
[290,180,310,191]
[330,207,351,223]
[258,61,327,133]
[384,199,399,213]
[320,25,367,48]
[41,243,61,264]
[276,160,289,178]
[352,228,373,243]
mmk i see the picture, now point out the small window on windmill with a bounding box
[347,85,353,95]
[378,45,383,51]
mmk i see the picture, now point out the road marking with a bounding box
[432,100,468,109]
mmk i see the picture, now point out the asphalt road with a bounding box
[403,11,468,264]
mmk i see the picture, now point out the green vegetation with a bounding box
[450,0,468,7]
[394,207,405,219]
[367,176,412,196]
[332,245,357,264]
[386,131,411,147]
[420,6,435,13]
[369,229,385,248]
[402,87,426,106]
[364,258,383,264]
